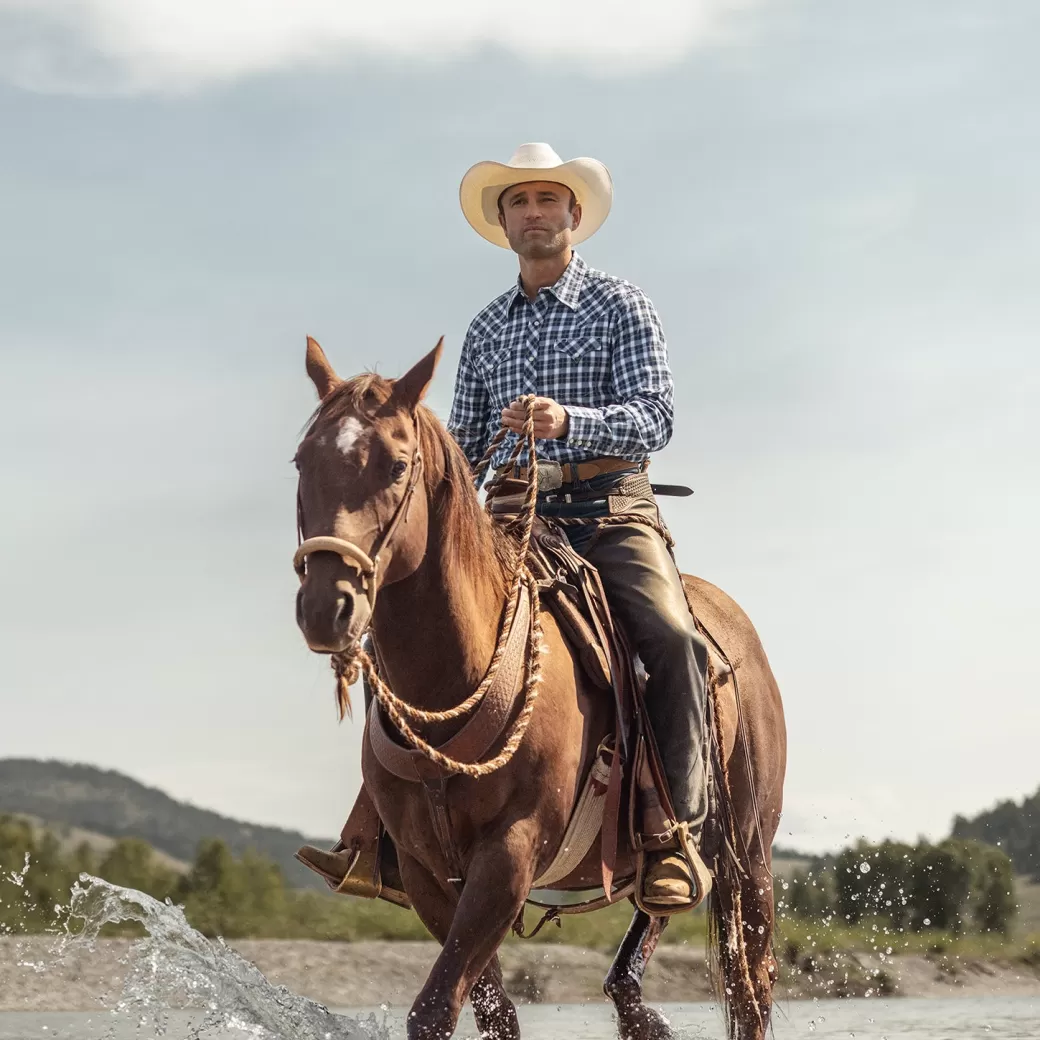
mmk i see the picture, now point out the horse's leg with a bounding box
[399,846,526,1040]
[603,908,673,1040]
[470,956,520,1040]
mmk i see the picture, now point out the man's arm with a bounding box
[562,288,674,457]
[446,326,493,468]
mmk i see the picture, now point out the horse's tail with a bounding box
[706,858,758,1038]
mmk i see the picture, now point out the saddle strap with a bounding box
[531,742,614,889]
[366,580,532,781]
[599,727,624,899]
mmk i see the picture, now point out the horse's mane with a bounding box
[307,372,512,585]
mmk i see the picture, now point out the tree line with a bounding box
[779,837,1016,936]
[0,815,426,940]
[953,784,1040,881]
[0,815,1020,943]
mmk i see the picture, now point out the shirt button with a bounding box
[532,319,541,327]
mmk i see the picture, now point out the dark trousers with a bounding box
[536,469,709,837]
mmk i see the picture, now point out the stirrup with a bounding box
[295,842,412,910]
[633,824,712,917]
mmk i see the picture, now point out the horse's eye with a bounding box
[391,459,408,480]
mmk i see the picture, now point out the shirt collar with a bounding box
[507,252,588,312]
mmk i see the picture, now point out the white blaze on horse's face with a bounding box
[336,416,367,459]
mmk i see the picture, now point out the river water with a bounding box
[1,998,1038,1039]
[2,878,1035,1040]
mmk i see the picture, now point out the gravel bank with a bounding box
[2,937,1038,1011]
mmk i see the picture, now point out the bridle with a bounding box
[293,440,424,616]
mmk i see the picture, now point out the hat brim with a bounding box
[459,157,613,249]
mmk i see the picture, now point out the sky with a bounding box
[0,0,1037,853]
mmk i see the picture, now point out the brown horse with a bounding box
[293,338,787,1040]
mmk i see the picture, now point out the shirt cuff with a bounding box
[562,405,610,454]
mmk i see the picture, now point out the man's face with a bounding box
[498,181,582,260]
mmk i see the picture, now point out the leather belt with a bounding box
[496,456,644,487]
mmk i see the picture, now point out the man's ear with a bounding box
[570,200,583,233]
[390,338,444,413]
[305,336,341,400]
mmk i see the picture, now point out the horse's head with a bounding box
[293,336,442,653]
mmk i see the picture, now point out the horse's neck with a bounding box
[371,514,507,711]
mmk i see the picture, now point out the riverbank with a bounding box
[3,937,1040,1011]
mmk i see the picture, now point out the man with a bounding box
[298,143,710,911]
[450,142,711,909]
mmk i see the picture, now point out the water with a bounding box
[25,876,388,1040]
[1,999,1038,1039]
[1,877,1035,1039]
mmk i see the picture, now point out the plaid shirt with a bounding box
[447,253,674,470]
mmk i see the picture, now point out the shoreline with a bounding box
[2,937,1039,1012]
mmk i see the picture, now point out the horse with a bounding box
[292,337,787,1040]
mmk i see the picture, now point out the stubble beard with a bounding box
[510,225,570,261]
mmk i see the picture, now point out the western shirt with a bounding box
[447,253,675,470]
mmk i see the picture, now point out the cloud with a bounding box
[0,0,759,94]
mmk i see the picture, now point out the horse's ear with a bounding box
[306,336,341,400]
[390,338,444,413]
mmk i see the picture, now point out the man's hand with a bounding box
[501,396,570,440]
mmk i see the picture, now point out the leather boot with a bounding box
[641,843,712,912]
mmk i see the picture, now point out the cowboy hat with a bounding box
[459,142,613,249]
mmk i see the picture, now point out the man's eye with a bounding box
[391,460,408,480]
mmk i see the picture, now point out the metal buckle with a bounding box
[537,461,563,492]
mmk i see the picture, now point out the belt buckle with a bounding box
[537,461,563,492]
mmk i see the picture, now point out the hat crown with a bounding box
[507,142,563,169]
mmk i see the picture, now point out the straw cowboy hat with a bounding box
[459,142,613,249]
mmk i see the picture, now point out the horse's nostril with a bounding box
[334,595,354,630]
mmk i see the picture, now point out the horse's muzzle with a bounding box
[296,575,371,653]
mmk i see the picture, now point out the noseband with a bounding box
[293,443,424,614]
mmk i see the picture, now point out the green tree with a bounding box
[179,839,290,938]
[99,838,178,902]
[944,838,1017,935]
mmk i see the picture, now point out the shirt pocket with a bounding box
[551,336,603,361]
[552,315,614,362]
[472,340,517,404]
[473,340,511,374]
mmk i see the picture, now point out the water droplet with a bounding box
[859,861,871,874]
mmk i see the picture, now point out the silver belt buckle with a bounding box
[537,461,563,492]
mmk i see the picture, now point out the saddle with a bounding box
[300,488,727,920]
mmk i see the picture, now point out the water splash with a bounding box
[60,875,388,1040]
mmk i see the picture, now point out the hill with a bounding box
[0,759,331,889]
[952,785,1040,881]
